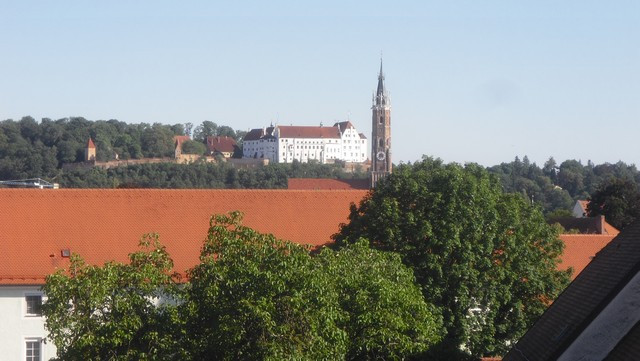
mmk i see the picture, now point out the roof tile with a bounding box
[0,189,367,284]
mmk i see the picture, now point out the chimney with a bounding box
[595,215,606,234]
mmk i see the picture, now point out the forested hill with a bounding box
[2,117,639,217]
[487,156,639,216]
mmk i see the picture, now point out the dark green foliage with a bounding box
[179,140,206,155]
[57,159,362,189]
[334,158,571,359]
[185,212,347,360]
[587,178,640,229]
[487,156,640,215]
[317,239,443,360]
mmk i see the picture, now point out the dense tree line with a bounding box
[487,155,640,215]
[59,160,360,189]
[0,116,247,180]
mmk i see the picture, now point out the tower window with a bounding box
[379,116,383,124]
[379,138,384,148]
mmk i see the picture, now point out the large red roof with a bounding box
[559,234,615,279]
[206,136,238,154]
[288,178,370,190]
[0,189,367,285]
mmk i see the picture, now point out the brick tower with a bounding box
[370,59,392,188]
[85,138,96,162]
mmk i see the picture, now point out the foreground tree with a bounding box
[185,212,442,360]
[44,212,442,360]
[587,178,640,230]
[42,235,185,360]
[317,239,442,360]
[185,212,347,360]
[334,158,571,359]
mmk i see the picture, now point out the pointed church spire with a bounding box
[376,57,385,97]
[375,57,389,106]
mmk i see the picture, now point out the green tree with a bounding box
[42,235,185,360]
[184,212,347,360]
[317,239,443,360]
[180,140,206,155]
[192,121,218,142]
[587,178,640,230]
[42,212,444,360]
[333,158,570,359]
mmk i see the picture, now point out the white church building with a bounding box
[242,121,368,164]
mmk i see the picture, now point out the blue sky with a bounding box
[1,1,638,166]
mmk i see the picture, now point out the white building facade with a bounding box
[242,122,368,164]
[0,285,56,360]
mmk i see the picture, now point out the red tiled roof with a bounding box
[173,135,191,147]
[288,178,370,190]
[0,189,367,285]
[277,125,341,139]
[604,222,620,236]
[358,133,367,139]
[559,234,615,279]
[206,136,237,154]
[87,138,96,149]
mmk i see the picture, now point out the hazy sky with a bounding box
[1,1,638,166]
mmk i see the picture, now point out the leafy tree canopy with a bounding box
[180,140,206,155]
[334,157,571,359]
[587,177,640,230]
[42,235,185,360]
[43,212,442,360]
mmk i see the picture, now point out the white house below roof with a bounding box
[0,285,56,360]
[242,122,368,164]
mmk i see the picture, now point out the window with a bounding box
[25,295,42,317]
[379,116,383,124]
[25,338,41,361]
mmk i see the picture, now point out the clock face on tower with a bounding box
[376,151,386,161]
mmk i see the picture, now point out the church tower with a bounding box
[371,59,392,188]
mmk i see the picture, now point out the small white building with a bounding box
[242,121,368,164]
[0,284,56,360]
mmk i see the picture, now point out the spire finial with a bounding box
[379,52,384,78]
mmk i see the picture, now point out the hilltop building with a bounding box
[206,136,239,158]
[242,121,368,164]
[84,138,96,162]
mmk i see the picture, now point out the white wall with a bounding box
[245,125,369,164]
[0,286,56,360]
